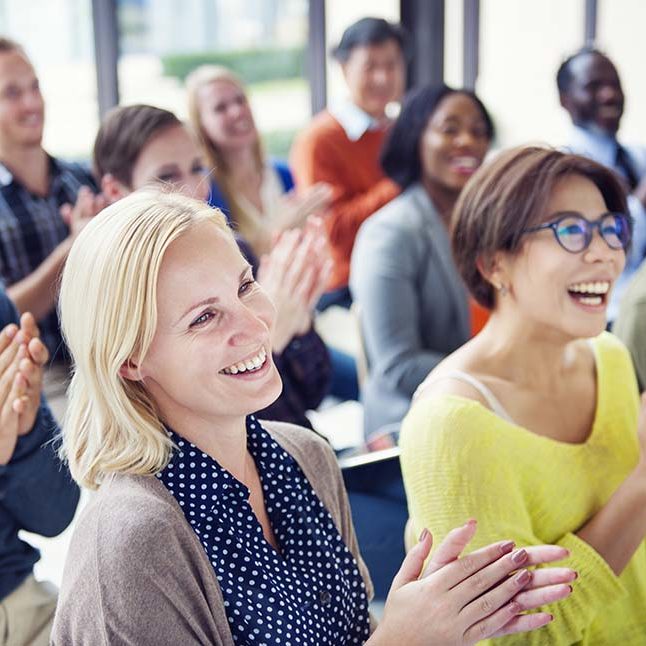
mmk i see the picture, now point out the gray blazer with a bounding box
[350,183,471,437]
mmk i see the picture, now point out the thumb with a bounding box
[422,519,477,577]
[389,528,433,593]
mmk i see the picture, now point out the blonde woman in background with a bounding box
[186,65,331,257]
[51,190,574,645]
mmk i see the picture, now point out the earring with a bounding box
[495,283,508,296]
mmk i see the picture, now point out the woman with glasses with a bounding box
[400,146,646,645]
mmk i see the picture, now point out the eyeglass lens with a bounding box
[555,214,630,252]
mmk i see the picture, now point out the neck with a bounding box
[0,142,49,193]
[474,307,583,389]
[222,144,259,180]
[422,177,460,225]
[171,412,249,481]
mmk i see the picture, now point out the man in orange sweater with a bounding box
[291,17,407,309]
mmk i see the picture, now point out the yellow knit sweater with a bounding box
[400,333,646,645]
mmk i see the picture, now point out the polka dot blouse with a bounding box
[157,416,371,645]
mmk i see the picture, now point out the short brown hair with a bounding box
[93,104,181,187]
[0,37,22,54]
[452,146,628,309]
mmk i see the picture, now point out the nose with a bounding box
[228,299,272,348]
[597,83,621,104]
[583,226,618,263]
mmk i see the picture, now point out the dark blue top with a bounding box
[0,289,80,601]
[157,416,371,645]
[207,159,294,220]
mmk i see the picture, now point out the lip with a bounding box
[566,277,613,313]
[220,352,273,380]
[448,154,482,177]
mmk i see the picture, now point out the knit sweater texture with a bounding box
[400,332,646,645]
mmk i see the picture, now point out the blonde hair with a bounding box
[58,190,232,489]
[186,65,265,242]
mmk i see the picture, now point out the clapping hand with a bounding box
[0,312,49,465]
[369,520,576,645]
[257,216,332,353]
[60,186,108,240]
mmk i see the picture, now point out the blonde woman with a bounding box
[186,65,331,257]
[51,191,574,644]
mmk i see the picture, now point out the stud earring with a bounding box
[495,283,508,296]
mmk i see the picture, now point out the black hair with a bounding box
[381,84,495,190]
[331,17,410,63]
[556,46,609,94]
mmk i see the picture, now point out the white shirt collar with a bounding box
[0,163,13,187]
[329,99,381,142]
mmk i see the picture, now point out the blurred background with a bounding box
[1,0,644,162]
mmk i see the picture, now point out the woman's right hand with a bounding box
[274,182,332,232]
[368,521,575,646]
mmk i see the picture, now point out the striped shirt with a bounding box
[0,157,96,359]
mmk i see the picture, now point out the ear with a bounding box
[476,251,509,291]
[119,358,142,382]
[559,91,571,112]
[101,173,130,203]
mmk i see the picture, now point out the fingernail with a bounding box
[14,331,24,344]
[418,528,429,543]
[515,569,531,585]
[512,548,528,564]
[500,540,515,554]
[464,518,477,527]
[572,571,578,579]
[547,614,554,622]
[4,325,16,339]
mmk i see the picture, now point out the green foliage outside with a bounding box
[161,46,305,83]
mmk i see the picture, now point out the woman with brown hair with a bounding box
[401,146,646,644]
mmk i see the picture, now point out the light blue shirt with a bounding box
[565,125,646,322]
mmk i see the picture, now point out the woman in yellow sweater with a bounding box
[400,146,646,644]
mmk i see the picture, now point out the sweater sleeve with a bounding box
[291,130,399,255]
[351,216,447,397]
[399,398,627,646]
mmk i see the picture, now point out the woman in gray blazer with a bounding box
[351,85,494,437]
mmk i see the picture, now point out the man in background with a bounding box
[558,48,646,322]
[290,17,407,309]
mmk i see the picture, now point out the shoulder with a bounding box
[263,420,335,469]
[292,111,346,152]
[354,188,424,256]
[269,159,294,192]
[593,331,634,372]
[53,158,97,189]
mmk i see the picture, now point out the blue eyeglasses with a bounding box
[523,212,632,253]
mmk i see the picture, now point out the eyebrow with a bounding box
[177,265,252,323]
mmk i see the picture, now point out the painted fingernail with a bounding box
[515,569,531,585]
[512,548,528,564]
[418,528,429,543]
[500,540,515,554]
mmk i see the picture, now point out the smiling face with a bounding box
[196,79,257,153]
[137,222,282,429]
[0,49,44,149]
[341,39,406,119]
[419,93,490,192]
[496,174,625,339]
[129,124,209,201]
[561,53,624,135]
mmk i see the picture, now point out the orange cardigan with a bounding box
[290,110,400,290]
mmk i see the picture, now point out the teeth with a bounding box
[579,296,602,306]
[452,156,478,169]
[221,347,267,375]
[568,281,610,295]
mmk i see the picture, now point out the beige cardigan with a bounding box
[51,421,374,645]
